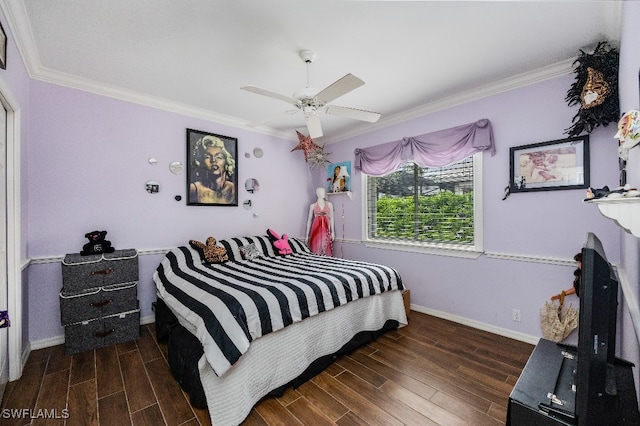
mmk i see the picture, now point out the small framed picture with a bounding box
[327,161,351,194]
[186,129,238,206]
[509,135,590,193]
[0,20,7,70]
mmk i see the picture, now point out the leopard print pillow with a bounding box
[189,237,229,264]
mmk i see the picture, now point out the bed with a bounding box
[153,235,407,426]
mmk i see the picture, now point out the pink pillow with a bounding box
[266,229,293,255]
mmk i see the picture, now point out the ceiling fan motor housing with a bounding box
[299,49,316,63]
[293,87,320,101]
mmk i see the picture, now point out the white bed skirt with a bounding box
[197,289,408,426]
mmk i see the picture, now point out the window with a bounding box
[364,153,483,256]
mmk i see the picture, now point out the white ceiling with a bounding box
[1,1,623,143]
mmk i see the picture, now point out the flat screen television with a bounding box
[575,232,619,425]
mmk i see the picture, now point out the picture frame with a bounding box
[327,161,351,194]
[509,135,589,193]
[186,128,238,206]
[0,20,7,70]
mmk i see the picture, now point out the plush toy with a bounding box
[267,229,293,255]
[585,184,639,201]
[80,230,115,256]
[189,237,228,263]
[585,186,610,200]
[0,310,9,328]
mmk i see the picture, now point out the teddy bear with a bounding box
[80,230,115,256]
[189,237,229,263]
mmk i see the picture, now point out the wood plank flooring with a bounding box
[1,311,534,425]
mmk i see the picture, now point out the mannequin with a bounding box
[306,187,335,256]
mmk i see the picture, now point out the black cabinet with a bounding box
[508,339,640,425]
[59,249,140,354]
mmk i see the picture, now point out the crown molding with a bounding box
[1,0,576,145]
[0,0,40,78]
[323,58,576,144]
[38,66,297,140]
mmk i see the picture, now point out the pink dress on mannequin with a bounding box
[308,202,333,256]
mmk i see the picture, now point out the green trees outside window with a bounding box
[366,158,474,245]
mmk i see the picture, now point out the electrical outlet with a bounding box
[512,308,521,322]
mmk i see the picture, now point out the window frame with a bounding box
[361,152,484,259]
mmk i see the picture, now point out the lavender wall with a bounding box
[25,69,623,344]
[328,74,621,339]
[25,81,317,341]
[27,82,316,255]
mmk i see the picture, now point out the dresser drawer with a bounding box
[64,308,140,355]
[60,282,138,325]
[62,249,138,291]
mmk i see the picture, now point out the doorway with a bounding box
[0,78,21,401]
[0,100,7,400]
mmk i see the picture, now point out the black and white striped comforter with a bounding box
[153,242,403,377]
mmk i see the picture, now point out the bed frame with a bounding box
[153,236,407,424]
[154,298,400,409]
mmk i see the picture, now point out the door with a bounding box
[0,102,7,401]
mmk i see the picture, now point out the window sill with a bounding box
[362,240,483,259]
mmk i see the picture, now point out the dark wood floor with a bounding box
[1,311,534,425]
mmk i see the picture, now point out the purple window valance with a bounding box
[354,119,495,176]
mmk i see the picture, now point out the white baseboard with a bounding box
[410,303,540,346]
[28,314,156,351]
[29,306,540,354]
[21,345,30,371]
[140,314,154,326]
[29,335,65,351]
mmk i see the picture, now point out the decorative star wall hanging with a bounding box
[307,145,331,170]
[291,130,321,161]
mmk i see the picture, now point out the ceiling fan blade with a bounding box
[247,109,299,127]
[241,85,301,106]
[315,73,365,104]
[305,114,323,138]
[325,105,381,123]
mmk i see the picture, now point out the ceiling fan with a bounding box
[241,50,381,138]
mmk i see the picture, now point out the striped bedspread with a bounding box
[153,239,403,377]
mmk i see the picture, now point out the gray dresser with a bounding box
[59,249,140,354]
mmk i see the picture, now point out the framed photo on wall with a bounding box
[509,135,590,193]
[187,129,238,206]
[327,161,351,194]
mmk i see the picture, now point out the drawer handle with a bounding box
[90,299,112,308]
[91,268,114,276]
[94,329,115,338]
